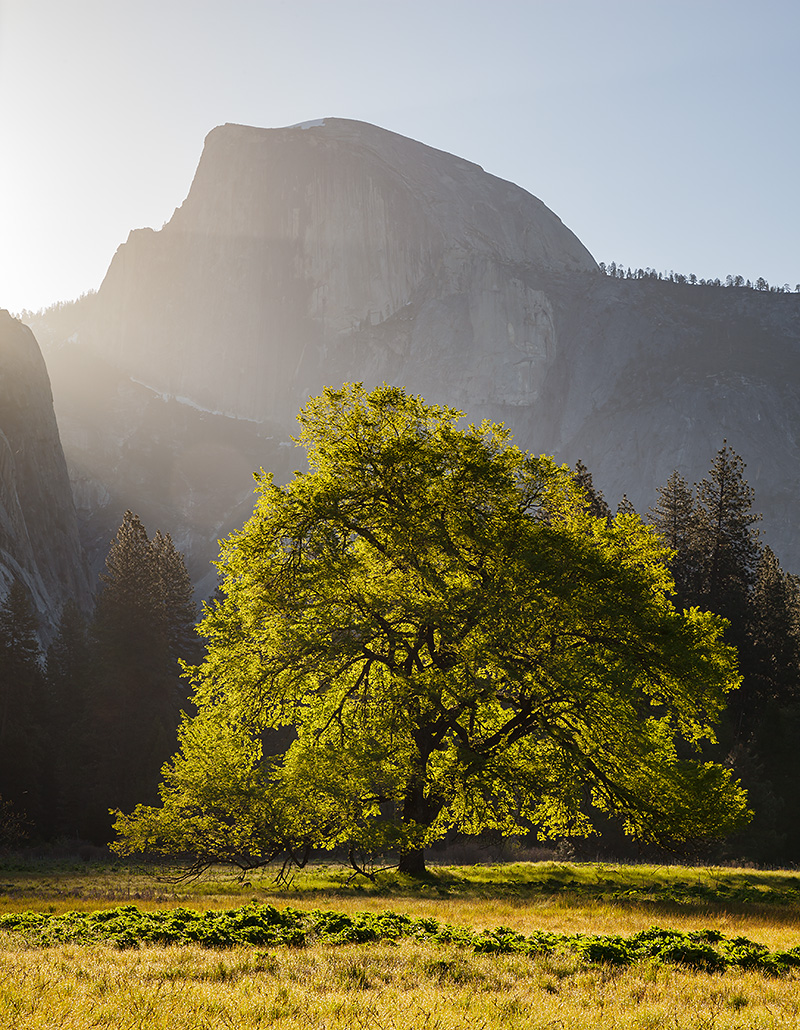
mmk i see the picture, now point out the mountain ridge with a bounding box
[21,117,800,594]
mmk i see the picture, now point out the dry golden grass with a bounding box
[3,937,800,1029]
[3,860,800,1028]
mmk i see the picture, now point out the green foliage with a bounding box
[650,446,762,629]
[115,384,748,871]
[112,713,321,869]
[3,901,799,974]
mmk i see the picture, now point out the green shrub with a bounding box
[1,903,794,975]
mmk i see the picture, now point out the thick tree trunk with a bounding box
[398,847,427,876]
[398,775,441,877]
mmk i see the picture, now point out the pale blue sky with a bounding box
[1,0,798,312]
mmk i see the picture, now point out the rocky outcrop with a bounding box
[0,311,91,633]
[36,119,800,582]
[80,119,596,426]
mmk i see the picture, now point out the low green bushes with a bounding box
[3,903,800,974]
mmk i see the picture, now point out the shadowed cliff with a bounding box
[0,311,91,633]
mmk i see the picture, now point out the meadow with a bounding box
[3,858,800,1028]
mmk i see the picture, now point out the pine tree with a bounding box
[728,546,800,862]
[693,443,761,629]
[85,512,196,839]
[150,530,198,664]
[651,448,761,629]
[0,581,46,830]
[45,601,93,836]
[616,494,636,515]
[744,547,800,711]
[95,512,162,666]
[650,455,782,860]
[573,460,611,520]
[648,470,698,603]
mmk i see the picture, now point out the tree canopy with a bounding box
[114,384,749,874]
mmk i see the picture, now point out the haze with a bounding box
[1,0,799,314]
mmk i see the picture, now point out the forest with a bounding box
[0,514,198,846]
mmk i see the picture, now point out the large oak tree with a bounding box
[115,385,748,874]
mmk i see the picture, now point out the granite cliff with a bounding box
[35,119,800,585]
[80,119,595,424]
[0,311,91,633]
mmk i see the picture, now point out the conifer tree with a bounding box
[648,470,698,603]
[573,460,612,520]
[616,494,636,516]
[0,581,45,829]
[649,450,800,863]
[729,547,800,862]
[95,511,162,665]
[45,601,93,836]
[743,547,800,713]
[693,443,761,629]
[651,447,761,732]
[150,530,198,664]
[85,512,196,839]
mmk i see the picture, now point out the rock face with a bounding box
[0,311,91,633]
[477,271,800,565]
[37,119,800,583]
[81,119,596,425]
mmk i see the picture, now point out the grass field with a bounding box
[2,858,800,1028]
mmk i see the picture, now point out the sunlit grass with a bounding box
[4,859,800,1027]
[3,938,800,1028]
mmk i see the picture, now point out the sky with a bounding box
[1,0,798,313]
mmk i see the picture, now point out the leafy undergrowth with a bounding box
[3,902,799,975]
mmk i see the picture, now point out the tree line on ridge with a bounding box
[598,261,800,293]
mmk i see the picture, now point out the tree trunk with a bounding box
[398,846,427,876]
[398,775,441,877]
